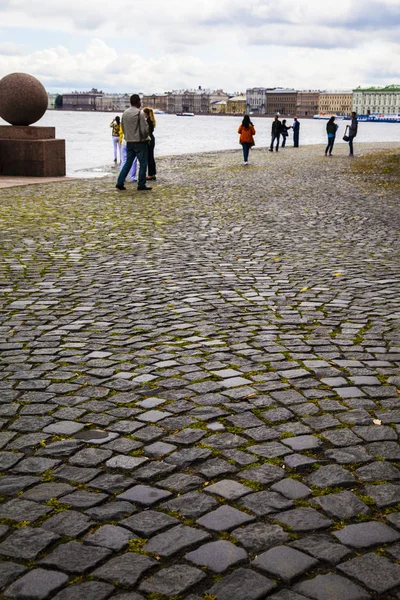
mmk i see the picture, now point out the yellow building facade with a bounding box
[318,92,353,116]
[226,95,246,115]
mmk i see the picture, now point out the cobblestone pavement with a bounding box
[0,143,400,600]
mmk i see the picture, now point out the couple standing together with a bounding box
[269,115,300,152]
[115,94,156,191]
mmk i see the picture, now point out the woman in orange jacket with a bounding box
[238,115,256,165]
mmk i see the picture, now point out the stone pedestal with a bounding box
[0,125,66,177]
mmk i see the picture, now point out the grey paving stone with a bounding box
[314,491,370,519]
[281,435,322,451]
[84,524,134,550]
[0,452,23,470]
[21,482,74,502]
[142,524,211,556]
[87,473,135,493]
[186,540,247,572]
[333,521,400,548]
[290,533,351,565]
[13,457,61,474]
[248,441,293,458]
[53,581,114,600]
[85,501,135,521]
[196,457,237,478]
[0,562,28,589]
[240,491,294,516]
[69,447,113,467]
[117,484,172,505]
[325,445,372,464]
[205,432,247,449]
[52,465,99,483]
[42,421,84,435]
[40,540,111,573]
[364,483,400,507]
[276,507,333,532]
[157,473,205,493]
[61,489,108,508]
[165,447,212,467]
[356,461,400,482]
[338,552,400,594]
[366,441,400,459]
[93,553,156,586]
[42,510,94,536]
[386,512,400,529]
[232,522,290,553]
[269,592,309,600]
[204,479,252,500]
[5,568,69,600]
[139,564,206,596]
[161,491,218,517]
[239,463,285,484]
[294,573,371,600]
[253,545,319,582]
[308,464,355,488]
[121,510,178,536]
[207,567,277,600]
[0,526,59,560]
[105,455,148,470]
[37,439,84,457]
[0,498,51,522]
[271,478,312,499]
[353,424,397,441]
[196,505,254,531]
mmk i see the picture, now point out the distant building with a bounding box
[47,93,59,110]
[266,89,297,115]
[95,94,131,112]
[167,87,229,114]
[210,101,227,114]
[352,85,400,115]
[62,90,103,111]
[142,94,169,112]
[296,91,320,117]
[226,95,246,115]
[318,91,353,116]
[246,88,269,114]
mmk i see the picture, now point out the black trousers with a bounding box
[148,135,156,176]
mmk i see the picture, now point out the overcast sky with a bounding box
[0,0,399,93]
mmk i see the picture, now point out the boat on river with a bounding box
[313,114,345,120]
[176,112,195,117]
[343,113,400,123]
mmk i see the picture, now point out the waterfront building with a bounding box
[142,93,169,112]
[226,95,246,114]
[266,89,297,115]
[95,94,131,112]
[352,85,400,115]
[246,88,268,114]
[62,90,103,111]
[210,101,227,114]
[296,91,320,117]
[318,91,353,116]
[47,93,59,109]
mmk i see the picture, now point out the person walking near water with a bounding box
[292,117,300,147]
[348,111,358,157]
[110,116,122,163]
[143,107,157,181]
[238,115,256,165]
[325,116,338,156]
[116,94,151,191]
[281,119,291,148]
[269,115,281,152]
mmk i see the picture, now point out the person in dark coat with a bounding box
[143,107,157,180]
[281,119,291,148]
[292,117,300,147]
[348,111,358,156]
[269,115,282,152]
[325,116,339,156]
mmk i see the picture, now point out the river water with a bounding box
[1,112,399,177]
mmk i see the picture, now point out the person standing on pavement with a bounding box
[269,115,282,152]
[143,107,157,181]
[116,94,151,192]
[348,111,358,157]
[292,117,300,147]
[281,119,291,148]
[110,116,122,163]
[325,116,338,156]
[238,114,256,165]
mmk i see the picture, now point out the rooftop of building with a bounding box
[353,84,400,92]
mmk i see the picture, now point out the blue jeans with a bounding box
[117,142,148,188]
[348,135,355,155]
[293,132,299,147]
[281,134,288,147]
[325,135,335,154]
[270,134,280,150]
[241,142,251,162]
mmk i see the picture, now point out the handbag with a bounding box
[343,125,350,142]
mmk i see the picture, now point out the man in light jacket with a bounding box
[116,94,151,191]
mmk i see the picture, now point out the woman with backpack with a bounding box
[238,115,256,165]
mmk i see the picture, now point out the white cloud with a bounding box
[0,0,399,91]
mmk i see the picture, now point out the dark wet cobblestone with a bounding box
[0,143,400,599]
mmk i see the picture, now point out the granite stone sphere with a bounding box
[0,72,48,126]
